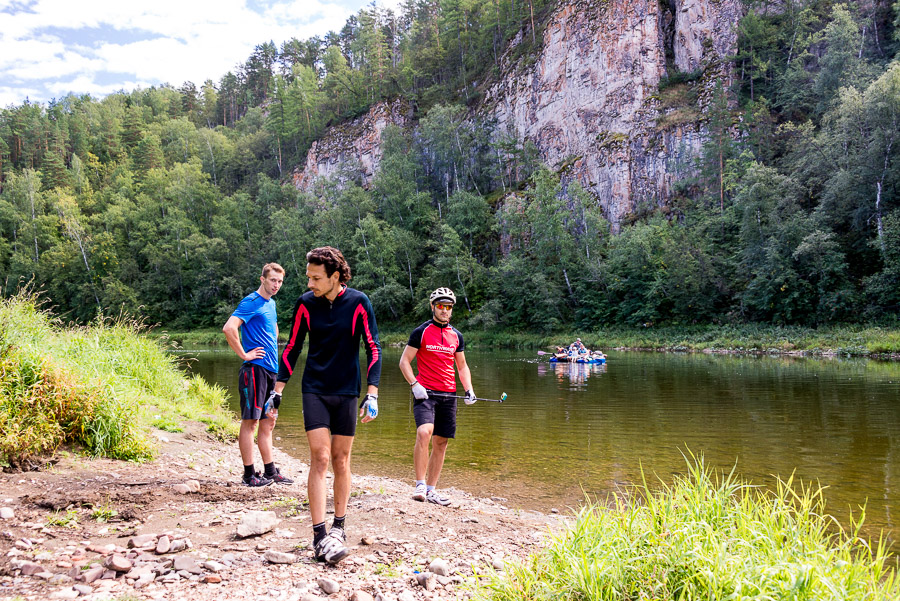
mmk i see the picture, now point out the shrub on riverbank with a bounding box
[478,455,898,600]
[0,293,237,467]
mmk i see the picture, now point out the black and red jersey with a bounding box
[278,286,382,396]
[407,319,465,393]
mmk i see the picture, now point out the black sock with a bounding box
[313,522,327,546]
[263,462,275,477]
[243,464,255,479]
[332,515,345,530]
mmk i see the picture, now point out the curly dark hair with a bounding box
[306,246,351,283]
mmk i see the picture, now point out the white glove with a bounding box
[360,394,378,420]
[411,381,429,400]
[464,389,477,405]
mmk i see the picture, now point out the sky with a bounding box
[0,0,401,108]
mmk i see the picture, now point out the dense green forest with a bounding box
[0,0,898,331]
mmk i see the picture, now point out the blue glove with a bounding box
[359,394,378,420]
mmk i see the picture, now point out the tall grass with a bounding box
[478,453,898,601]
[0,292,237,467]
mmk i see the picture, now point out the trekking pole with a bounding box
[450,392,507,403]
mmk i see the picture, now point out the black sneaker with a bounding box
[314,532,350,565]
[265,468,293,485]
[242,471,273,487]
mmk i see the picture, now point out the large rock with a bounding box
[173,556,203,574]
[0,507,14,519]
[236,511,279,538]
[127,534,157,548]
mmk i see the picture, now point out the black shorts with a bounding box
[238,363,276,421]
[413,390,457,439]
[302,393,358,436]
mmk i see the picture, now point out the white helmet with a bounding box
[429,287,456,305]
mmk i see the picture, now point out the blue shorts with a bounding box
[413,390,457,439]
[238,363,275,421]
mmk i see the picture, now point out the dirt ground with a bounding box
[0,421,566,601]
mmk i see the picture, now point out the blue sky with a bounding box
[0,0,401,107]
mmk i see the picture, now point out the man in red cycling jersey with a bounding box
[399,287,475,506]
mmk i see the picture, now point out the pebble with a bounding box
[428,558,450,576]
[73,584,93,595]
[415,572,436,591]
[203,574,223,583]
[351,591,375,601]
[185,480,201,492]
[202,560,224,573]
[128,534,157,548]
[173,484,192,494]
[265,549,297,564]
[237,511,279,538]
[0,507,14,519]
[104,554,132,572]
[318,577,341,594]
[156,535,171,554]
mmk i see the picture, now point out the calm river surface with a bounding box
[181,347,900,540]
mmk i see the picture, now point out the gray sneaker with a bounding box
[413,483,427,502]
[425,489,450,506]
[314,532,349,565]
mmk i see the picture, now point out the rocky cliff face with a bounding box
[483,0,742,227]
[291,99,412,190]
[293,0,743,228]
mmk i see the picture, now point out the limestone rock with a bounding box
[428,558,450,576]
[351,591,375,601]
[155,535,171,554]
[0,507,14,519]
[201,560,224,573]
[264,549,297,564]
[127,534,156,548]
[318,577,341,595]
[104,555,132,572]
[173,556,203,574]
[82,566,104,583]
[18,561,43,575]
[236,510,279,538]
[415,571,436,591]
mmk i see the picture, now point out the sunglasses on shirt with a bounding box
[434,303,454,311]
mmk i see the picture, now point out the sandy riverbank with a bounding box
[0,419,566,601]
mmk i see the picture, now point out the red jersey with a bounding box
[407,320,465,393]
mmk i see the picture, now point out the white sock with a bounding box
[426,485,435,492]
[416,480,425,487]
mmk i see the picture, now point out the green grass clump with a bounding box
[477,453,898,601]
[0,291,237,467]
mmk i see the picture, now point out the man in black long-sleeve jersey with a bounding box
[274,246,381,565]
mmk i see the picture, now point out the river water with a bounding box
[181,347,900,541]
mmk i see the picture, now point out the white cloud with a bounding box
[0,0,392,105]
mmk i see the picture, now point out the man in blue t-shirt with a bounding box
[222,263,293,487]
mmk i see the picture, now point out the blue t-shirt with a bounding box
[231,291,278,374]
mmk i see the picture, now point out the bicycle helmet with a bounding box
[429,287,456,305]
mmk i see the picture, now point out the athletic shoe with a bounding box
[412,483,427,502]
[266,468,293,485]
[314,532,350,565]
[329,525,345,543]
[242,471,273,487]
[426,489,450,506]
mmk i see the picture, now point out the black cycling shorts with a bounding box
[238,363,276,421]
[302,393,358,436]
[413,390,457,439]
